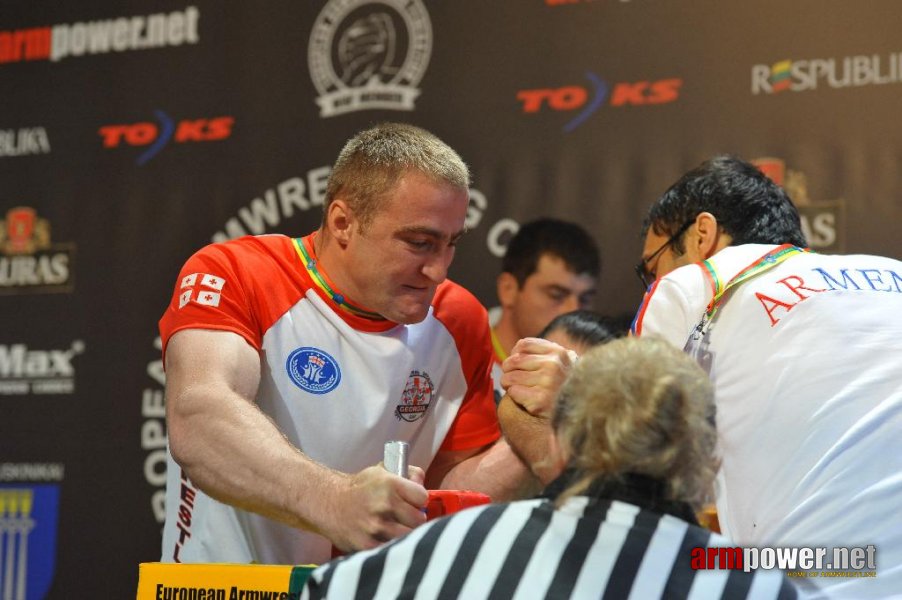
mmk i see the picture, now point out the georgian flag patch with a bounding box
[178,273,226,309]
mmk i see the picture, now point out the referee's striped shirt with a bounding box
[301,496,798,599]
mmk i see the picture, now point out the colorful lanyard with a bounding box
[490,327,508,363]
[703,244,810,321]
[292,235,386,321]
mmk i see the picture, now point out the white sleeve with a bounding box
[631,265,710,349]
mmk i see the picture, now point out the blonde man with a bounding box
[160,123,536,565]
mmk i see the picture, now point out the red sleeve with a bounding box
[431,281,501,452]
[158,235,304,363]
[630,279,661,337]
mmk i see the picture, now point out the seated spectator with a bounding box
[538,309,619,355]
[302,338,798,599]
[489,218,600,402]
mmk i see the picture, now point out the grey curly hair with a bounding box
[553,336,718,509]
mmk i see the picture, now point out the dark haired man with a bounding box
[633,155,806,292]
[538,309,618,355]
[505,156,902,598]
[490,218,599,401]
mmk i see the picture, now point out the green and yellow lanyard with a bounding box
[694,244,810,335]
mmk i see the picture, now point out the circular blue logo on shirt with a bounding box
[286,347,341,394]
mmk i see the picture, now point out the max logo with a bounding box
[517,72,682,132]
[98,110,234,165]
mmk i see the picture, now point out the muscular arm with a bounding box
[497,395,560,486]
[165,328,427,552]
[424,354,574,500]
[425,436,541,502]
[466,337,575,487]
[501,337,576,417]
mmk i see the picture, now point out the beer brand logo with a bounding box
[753,157,845,252]
[0,207,75,295]
[286,347,341,394]
[1,207,50,255]
[0,464,64,600]
[308,0,432,117]
[395,369,433,422]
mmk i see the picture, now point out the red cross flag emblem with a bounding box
[178,273,227,309]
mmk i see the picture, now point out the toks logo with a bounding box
[98,110,234,165]
[518,71,682,132]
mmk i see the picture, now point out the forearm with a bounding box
[497,395,559,486]
[438,438,541,501]
[168,381,343,535]
[164,328,427,553]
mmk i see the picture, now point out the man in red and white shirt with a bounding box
[159,123,535,565]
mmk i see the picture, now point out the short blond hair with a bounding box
[553,336,717,508]
[324,122,470,228]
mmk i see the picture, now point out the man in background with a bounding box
[490,217,599,401]
[538,309,618,355]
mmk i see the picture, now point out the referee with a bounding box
[301,338,798,599]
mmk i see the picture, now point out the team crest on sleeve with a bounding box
[286,347,341,394]
[178,272,226,309]
[395,370,434,422]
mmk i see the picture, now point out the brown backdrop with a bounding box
[2,1,900,597]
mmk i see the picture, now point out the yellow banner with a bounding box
[136,563,316,600]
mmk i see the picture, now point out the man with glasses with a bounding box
[634,219,694,290]
[501,155,902,598]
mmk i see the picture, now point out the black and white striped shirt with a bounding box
[301,496,798,599]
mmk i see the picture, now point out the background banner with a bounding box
[2,1,900,596]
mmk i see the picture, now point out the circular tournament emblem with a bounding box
[286,347,341,394]
[395,370,434,422]
[308,0,432,117]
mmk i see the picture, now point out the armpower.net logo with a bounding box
[0,5,199,65]
[693,545,878,579]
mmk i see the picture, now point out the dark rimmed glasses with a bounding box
[634,220,694,290]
